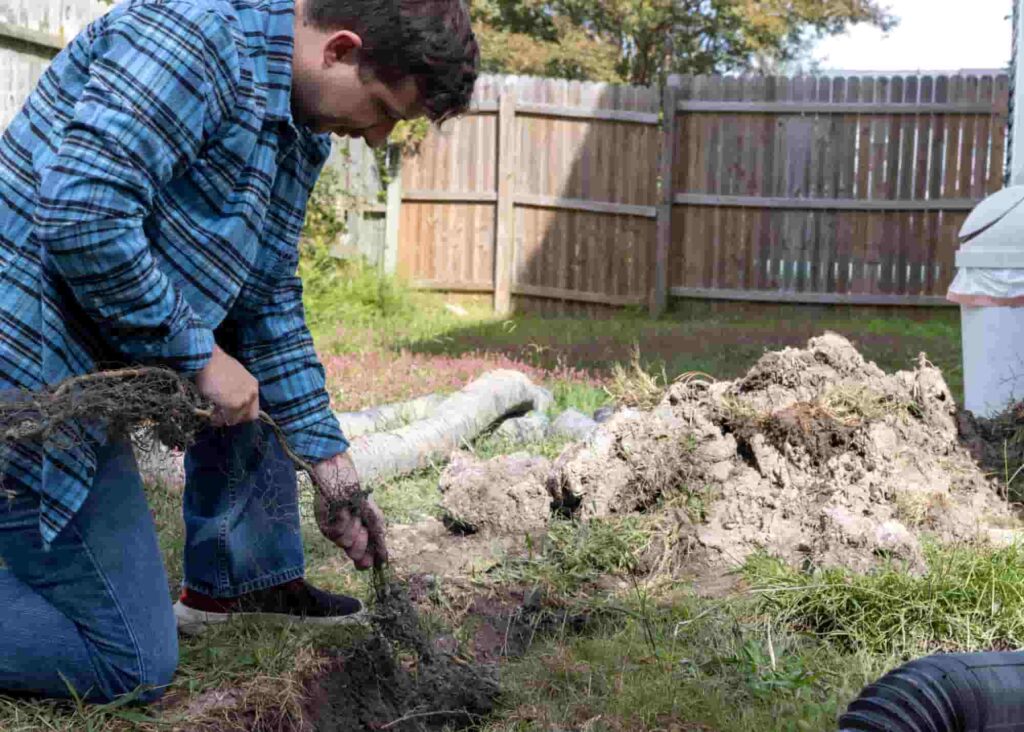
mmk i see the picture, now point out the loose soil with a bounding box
[307,581,501,732]
[448,333,1021,575]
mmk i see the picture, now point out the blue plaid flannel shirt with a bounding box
[0,0,349,545]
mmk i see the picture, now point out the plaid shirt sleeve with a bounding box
[228,271,349,464]
[31,3,241,376]
[223,134,349,465]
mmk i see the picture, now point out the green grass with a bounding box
[482,596,889,732]
[474,518,899,732]
[491,517,654,595]
[371,466,446,524]
[743,541,1024,657]
[310,276,964,404]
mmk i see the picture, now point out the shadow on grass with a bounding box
[398,300,965,402]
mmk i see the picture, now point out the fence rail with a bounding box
[0,16,1008,315]
[397,71,1010,313]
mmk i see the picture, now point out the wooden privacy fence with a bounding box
[0,0,106,129]
[397,72,1010,313]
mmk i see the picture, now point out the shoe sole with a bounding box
[173,601,369,636]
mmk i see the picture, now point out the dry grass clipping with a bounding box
[604,345,666,410]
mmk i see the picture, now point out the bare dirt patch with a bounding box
[306,581,501,732]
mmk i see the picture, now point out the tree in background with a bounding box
[472,0,896,85]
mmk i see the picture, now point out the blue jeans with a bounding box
[0,421,305,702]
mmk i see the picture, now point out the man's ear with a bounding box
[323,30,362,68]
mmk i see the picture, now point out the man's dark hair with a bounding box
[304,0,480,122]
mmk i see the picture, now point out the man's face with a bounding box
[291,26,424,147]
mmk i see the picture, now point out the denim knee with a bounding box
[94,620,179,703]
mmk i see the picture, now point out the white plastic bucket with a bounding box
[961,305,1024,417]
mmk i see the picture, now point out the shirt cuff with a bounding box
[281,409,350,466]
[114,315,215,376]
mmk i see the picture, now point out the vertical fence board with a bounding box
[395,72,1006,310]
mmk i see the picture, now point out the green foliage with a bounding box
[388,119,432,156]
[298,167,410,339]
[472,0,895,85]
[299,245,410,341]
[745,542,1024,657]
[549,380,610,416]
[301,167,351,249]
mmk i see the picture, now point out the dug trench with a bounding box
[303,578,590,732]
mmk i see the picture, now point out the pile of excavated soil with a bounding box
[445,334,1021,574]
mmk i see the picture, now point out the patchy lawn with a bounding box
[0,289,972,731]
[316,293,964,409]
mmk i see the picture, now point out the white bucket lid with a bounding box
[956,186,1024,268]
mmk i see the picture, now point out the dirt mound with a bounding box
[535,333,1019,573]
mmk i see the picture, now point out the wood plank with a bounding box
[927,75,951,296]
[742,76,765,290]
[718,76,742,290]
[876,76,903,295]
[403,190,498,203]
[675,100,1002,114]
[895,76,918,295]
[512,283,645,307]
[671,193,979,210]
[706,75,725,289]
[990,74,1010,190]
[493,82,517,314]
[812,76,834,294]
[554,78,574,296]
[957,75,980,198]
[833,76,856,293]
[515,102,661,125]
[972,75,994,199]
[669,287,953,307]
[942,76,964,198]
[0,21,63,55]
[513,193,658,220]
[907,76,933,296]
[851,77,874,294]
[412,279,494,293]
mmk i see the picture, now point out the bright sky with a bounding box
[812,0,1012,73]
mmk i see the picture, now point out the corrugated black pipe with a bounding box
[839,652,1024,731]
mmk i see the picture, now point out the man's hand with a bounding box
[312,452,388,571]
[195,344,260,427]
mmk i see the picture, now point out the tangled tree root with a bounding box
[0,366,374,513]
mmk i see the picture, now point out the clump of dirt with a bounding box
[731,402,863,467]
[308,580,500,732]
[439,452,552,534]
[958,402,1024,486]
[535,333,1020,574]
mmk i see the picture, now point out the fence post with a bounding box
[382,146,402,276]
[493,81,518,315]
[651,83,677,317]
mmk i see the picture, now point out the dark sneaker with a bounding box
[173,579,366,635]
